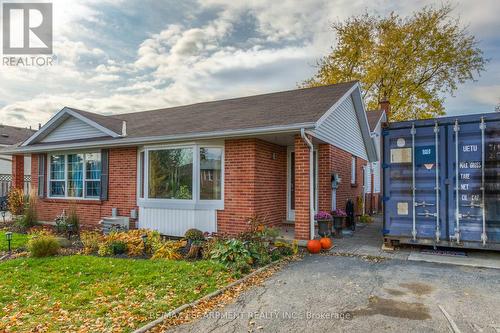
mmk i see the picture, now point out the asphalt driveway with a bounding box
[168,254,500,333]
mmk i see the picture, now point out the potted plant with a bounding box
[331,209,347,238]
[314,211,332,237]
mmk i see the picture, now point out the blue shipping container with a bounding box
[383,112,500,250]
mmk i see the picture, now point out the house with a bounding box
[3,81,377,240]
[364,106,387,214]
[0,124,35,196]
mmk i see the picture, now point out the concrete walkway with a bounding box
[167,255,500,333]
[328,219,411,260]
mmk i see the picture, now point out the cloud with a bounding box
[0,0,499,129]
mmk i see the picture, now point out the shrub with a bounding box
[95,229,162,257]
[80,231,102,254]
[22,192,38,227]
[209,239,253,274]
[7,188,25,216]
[184,228,204,241]
[110,241,127,255]
[247,241,271,266]
[151,240,184,260]
[274,240,297,256]
[27,233,60,257]
[66,206,80,235]
[359,215,373,223]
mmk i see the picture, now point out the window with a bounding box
[139,151,145,198]
[48,152,101,199]
[85,153,101,198]
[141,145,224,205]
[200,147,222,200]
[148,148,193,199]
[49,155,65,197]
[351,156,357,185]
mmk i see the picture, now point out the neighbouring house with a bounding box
[2,81,377,240]
[0,124,35,196]
[364,107,387,214]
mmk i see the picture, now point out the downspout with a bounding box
[300,128,315,240]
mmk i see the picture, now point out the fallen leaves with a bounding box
[148,258,295,333]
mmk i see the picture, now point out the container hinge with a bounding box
[417,210,438,218]
[415,201,435,207]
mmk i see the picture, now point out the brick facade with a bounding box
[17,139,367,239]
[318,144,367,215]
[217,139,286,235]
[30,147,138,228]
[294,135,312,240]
[12,155,24,190]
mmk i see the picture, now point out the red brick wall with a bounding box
[12,155,25,190]
[255,140,286,226]
[217,139,286,235]
[317,144,367,214]
[31,147,138,228]
[294,135,311,240]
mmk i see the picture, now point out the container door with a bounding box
[384,124,447,241]
[447,119,500,245]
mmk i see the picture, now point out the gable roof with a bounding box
[366,109,386,131]
[85,81,356,139]
[5,81,377,161]
[0,124,36,146]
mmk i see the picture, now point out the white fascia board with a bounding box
[315,83,358,128]
[65,109,122,138]
[21,107,121,147]
[313,82,378,162]
[3,122,316,154]
[351,84,378,162]
[21,108,69,146]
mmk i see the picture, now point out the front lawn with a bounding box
[0,231,29,252]
[0,255,234,332]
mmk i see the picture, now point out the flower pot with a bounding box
[317,219,331,237]
[333,216,344,238]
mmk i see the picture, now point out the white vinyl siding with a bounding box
[365,162,381,193]
[138,208,217,237]
[312,95,368,160]
[41,117,107,143]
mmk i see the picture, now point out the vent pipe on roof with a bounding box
[122,121,127,136]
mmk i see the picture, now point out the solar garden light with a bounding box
[141,234,148,255]
[1,210,6,223]
[5,232,12,252]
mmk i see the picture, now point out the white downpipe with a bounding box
[301,128,315,240]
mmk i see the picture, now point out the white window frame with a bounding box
[138,142,224,210]
[47,151,102,200]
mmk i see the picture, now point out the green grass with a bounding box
[0,255,234,332]
[0,231,29,252]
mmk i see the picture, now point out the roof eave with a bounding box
[1,122,316,154]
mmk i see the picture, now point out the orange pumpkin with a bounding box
[306,239,322,254]
[320,237,333,250]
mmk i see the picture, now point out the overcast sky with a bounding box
[0,0,499,128]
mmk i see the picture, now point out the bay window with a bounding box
[141,144,223,206]
[148,148,193,199]
[48,152,101,199]
[200,148,222,200]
